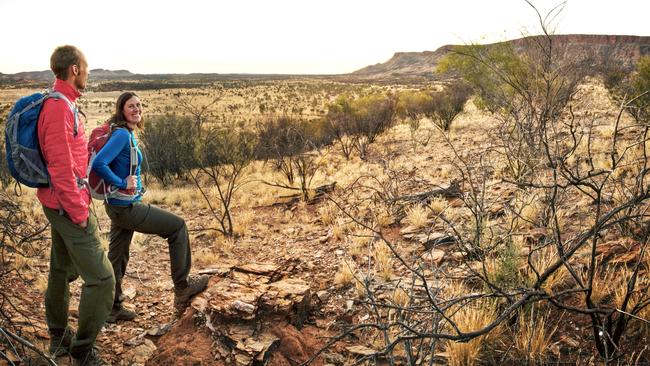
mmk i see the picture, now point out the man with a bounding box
[39,45,114,366]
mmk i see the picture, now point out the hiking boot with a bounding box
[174,274,209,309]
[106,305,137,323]
[72,347,106,366]
[49,327,75,357]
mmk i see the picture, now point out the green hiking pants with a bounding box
[104,202,191,308]
[42,206,115,356]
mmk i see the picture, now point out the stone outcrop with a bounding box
[352,34,650,79]
[147,262,324,366]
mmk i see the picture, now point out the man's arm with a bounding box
[41,100,88,225]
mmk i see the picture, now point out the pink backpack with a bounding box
[86,123,139,201]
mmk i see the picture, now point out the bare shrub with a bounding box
[0,191,50,362]
[175,89,222,137]
[190,122,256,237]
[256,116,330,201]
[429,81,472,131]
[325,93,397,160]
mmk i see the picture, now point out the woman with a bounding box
[92,91,208,323]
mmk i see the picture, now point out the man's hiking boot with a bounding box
[106,305,137,323]
[174,274,209,313]
[49,327,75,357]
[72,347,106,366]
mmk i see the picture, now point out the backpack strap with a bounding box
[128,130,138,177]
[47,90,79,137]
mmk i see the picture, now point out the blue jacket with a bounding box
[91,128,143,206]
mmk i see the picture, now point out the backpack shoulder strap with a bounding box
[46,91,79,137]
[128,130,138,176]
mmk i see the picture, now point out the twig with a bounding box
[0,327,57,366]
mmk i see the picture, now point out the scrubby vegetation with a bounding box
[1,13,649,366]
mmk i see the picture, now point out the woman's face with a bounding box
[122,96,142,124]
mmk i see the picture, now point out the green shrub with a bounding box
[140,114,197,186]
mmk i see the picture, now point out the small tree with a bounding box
[325,95,357,160]
[256,116,329,201]
[0,191,50,362]
[396,90,434,122]
[325,93,397,160]
[351,93,397,159]
[191,124,255,237]
[428,81,472,130]
[175,91,222,138]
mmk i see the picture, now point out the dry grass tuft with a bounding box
[583,262,617,305]
[34,273,48,295]
[194,247,220,267]
[513,306,557,362]
[393,287,410,308]
[445,299,501,366]
[233,209,256,237]
[317,201,338,225]
[428,197,448,215]
[373,242,393,281]
[529,245,570,292]
[404,204,429,229]
[334,258,356,287]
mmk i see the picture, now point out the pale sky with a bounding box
[0,0,648,75]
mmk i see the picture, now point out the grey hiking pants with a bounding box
[104,201,191,308]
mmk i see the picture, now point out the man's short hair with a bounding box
[50,45,84,80]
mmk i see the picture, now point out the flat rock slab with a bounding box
[155,262,317,366]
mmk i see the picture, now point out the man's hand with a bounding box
[79,219,88,228]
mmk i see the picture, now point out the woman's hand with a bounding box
[126,175,137,190]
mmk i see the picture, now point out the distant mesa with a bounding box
[352,34,650,79]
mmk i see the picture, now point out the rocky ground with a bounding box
[2,79,649,365]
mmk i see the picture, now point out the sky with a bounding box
[0,0,648,75]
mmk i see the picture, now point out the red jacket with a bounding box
[37,79,90,225]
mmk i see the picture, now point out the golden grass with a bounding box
[445,299,501,366]
[404,204,429,229]
[348,230,372,258]
[193,247,220,267]
[428,197,448,215]
[233,209,256,237]
[317,201,338,226]
[513,306,558,362]
[219,236,236,255]
[354,276,368,298]
[130,232,147,253]
[582,262,618,305]
[334,258,356,288]
[34,273,48,295]
[528,245,570,293]
[393,287,410,308]
[375,210,395,228]
[373,242,393,281]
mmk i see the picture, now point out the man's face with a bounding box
[74,56,89,91]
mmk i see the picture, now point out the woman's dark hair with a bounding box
[108,91,144,130]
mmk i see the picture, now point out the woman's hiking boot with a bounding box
[174,274,209,314]
[106,305,137,323]
[49,326,75,357]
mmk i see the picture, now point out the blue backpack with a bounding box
[4,90,77,187]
